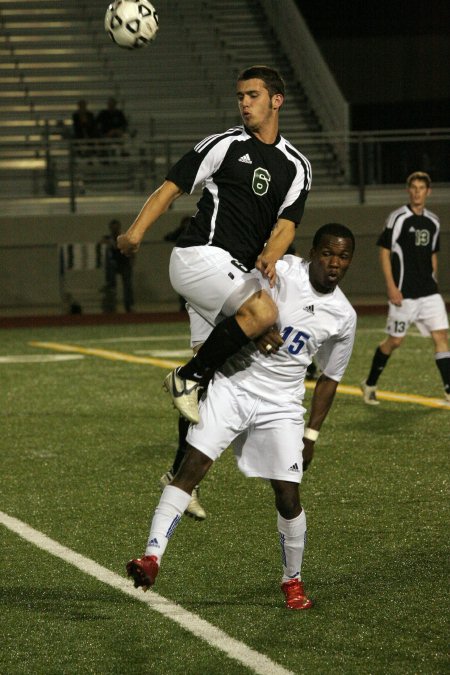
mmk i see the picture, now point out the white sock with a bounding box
[278,510,307,582]
[145,485,191,562]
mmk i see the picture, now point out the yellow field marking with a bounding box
[30,341,184,369]
[31,341,449,411]
[305,381,449,410]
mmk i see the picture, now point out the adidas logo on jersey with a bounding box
[303,305,315,315]
[238,153,252,164]
[409,226,415,232]
[288,463,300,472]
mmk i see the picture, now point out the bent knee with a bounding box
[237,291,278,337]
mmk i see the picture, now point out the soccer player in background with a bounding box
[126,223,357,610]
[117,65,312,424]
[361,172,450,404]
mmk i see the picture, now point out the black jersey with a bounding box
[377,204,440,299]
[166,125,312,270]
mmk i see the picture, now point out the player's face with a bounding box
[407,179,430,209]
[309,235,353,293]
[236,78,283,137]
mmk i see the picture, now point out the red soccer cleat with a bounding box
[281,579,314,610]
[126,555,159,591]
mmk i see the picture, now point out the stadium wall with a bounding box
[0,202,449,314]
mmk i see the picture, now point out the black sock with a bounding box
[306,361,317,376]
[366,347,390,386]
[178,316,250,382]
[171,416,190,474]
[435,352,450,395]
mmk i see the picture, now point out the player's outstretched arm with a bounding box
[117,180,183,256]
[256,218,295,287]
[302,374,338,471]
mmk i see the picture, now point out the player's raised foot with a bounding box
[126,555,159,591]
[163,368,200,423]
[360,380,380,406]
[281,579,313,610]
[185,485,206,521]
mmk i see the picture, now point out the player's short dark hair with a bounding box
[406,171,431,188]
[312,223,355,253]
[237,65,285,97]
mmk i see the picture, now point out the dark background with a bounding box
[297,1,450,130]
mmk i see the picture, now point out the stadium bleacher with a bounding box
[0,0,345,198]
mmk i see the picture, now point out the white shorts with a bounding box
[169,245,261,326]
[187,373,306,483]
[386,294,449,337]
[187,305,215,348]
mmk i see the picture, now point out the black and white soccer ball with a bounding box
[105,0,159,49]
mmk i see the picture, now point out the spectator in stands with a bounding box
[96,98,128,139]
[101,219,134,313]
[55,118,72,141]
[72,100,97,140]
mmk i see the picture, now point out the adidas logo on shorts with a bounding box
[288,463,300,472]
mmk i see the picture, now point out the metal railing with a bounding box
[261,0,350,161]
[0,128,449,211]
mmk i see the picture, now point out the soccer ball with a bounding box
[104,0,159,49]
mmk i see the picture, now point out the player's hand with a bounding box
[302,438,315,472]
[387,286,403,306]
[117,233,140,257]
[255,255,277,287]
[255,326,284,355]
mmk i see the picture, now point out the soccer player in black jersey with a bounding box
[361,172,450,404]
[118,65,312,424]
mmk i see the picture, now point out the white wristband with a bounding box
[304,427,319,442]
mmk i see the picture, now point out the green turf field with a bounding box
[1,315,449,674]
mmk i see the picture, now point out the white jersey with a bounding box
[220,256,357,404]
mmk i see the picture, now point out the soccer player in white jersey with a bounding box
[126,223,356,610]
[117,65,312,424]
[361,172,450,405]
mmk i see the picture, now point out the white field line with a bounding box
[31,341,450,411]
[0,354,84,364]
[0,510,294,675]
[356,328,425,337]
